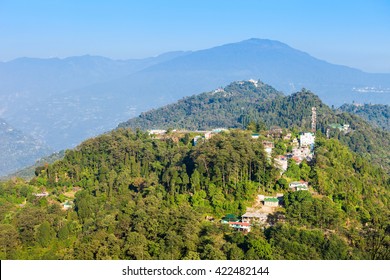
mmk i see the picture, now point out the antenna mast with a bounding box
[311,107,317,133]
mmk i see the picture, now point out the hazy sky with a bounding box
[1,0,389,72]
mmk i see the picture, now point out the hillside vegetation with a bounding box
[1,79,388,260]
[119,80,283,130]
[121,81,390,172]
[339,103,390,131]
[0,129,388,260]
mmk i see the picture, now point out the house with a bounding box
[148,129,167,135]
[291,156,302,165]
[299,132,315,147]
[274,155,288,172]
[262,141,274,158]
[241,212,268,224]
[264,147,273,158]
[264,197,279,207]
[221,214,239,223]
[61,200,73,210]
[251,133,260,139]
[228,221,251,232]
[289,181,309,191]
[248,79,259,87]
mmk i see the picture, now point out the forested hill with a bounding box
[257,91,390,172]
[119,80,283,130]
[339,103,390,131]
[120,80,390,172]
[0,129,388,260]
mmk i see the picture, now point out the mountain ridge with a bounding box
[120,80,390,172]
[1,38,390,161]
[0,118,52,177]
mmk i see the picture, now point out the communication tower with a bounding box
[311,107,317,133]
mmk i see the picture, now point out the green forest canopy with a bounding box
[0,128,388,260]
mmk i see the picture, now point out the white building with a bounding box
[241,212,268,224]
[148,129,166,135]
[289,181,309,191]
[274,155,288,172]
[299,132,315,147]
[228,222,251,232]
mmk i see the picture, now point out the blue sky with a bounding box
[1,0,389,72]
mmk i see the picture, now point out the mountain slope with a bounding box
[0,52,189,150]
[0,52,189,95]
[0,128,388,260]
[95,38,390,108]
[0,119,52,176]
[121,80,390,172]
[1,151,65,180]
[258,92,390,172]
[339,103,390,131]
[119,80,283,130]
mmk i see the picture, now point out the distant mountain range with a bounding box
[1,150,65,180]
[1,38,390,176]
[0,51,189,149]
[0,118,52,176]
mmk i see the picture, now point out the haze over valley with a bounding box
[1,39,390,177]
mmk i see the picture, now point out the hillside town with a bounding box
[147,122,318,233]
[222,129,315,233]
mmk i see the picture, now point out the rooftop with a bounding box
[264,197,278,203]
[242,212,267,218]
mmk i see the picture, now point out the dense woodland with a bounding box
[339,103,390,131]
[0,80,389,260]
[0,128,389,260]
[119,80,283,131]
[120,81,390,173]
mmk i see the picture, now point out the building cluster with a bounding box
[222,179,310,233]
[148,128,229,145]
[193,128,229,145]
[289,181,309,191]
[221,194,285,233]
[273,131,315,172]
